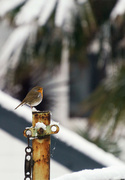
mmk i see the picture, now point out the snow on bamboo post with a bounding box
[24,111,59,180]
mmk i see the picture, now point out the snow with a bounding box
[0,91,125,179]
[0,0,26,17]
[1,128,125,180]
[0,0,124,37]
[15,0,77,28]
[0,90,32,122]
[110,0,125,19]
[0,24,37,78]
[38,0,57,26]
[15,0,47,25]
[55,0,76,28]
[0,90,124,168]
[0,129,71,180]
[0,0,78,81]
[54,125,125,167]
[53,166,125,180]
[0,129,24,180]
[35,122,47,130]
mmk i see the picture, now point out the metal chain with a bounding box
[24,135,33,180]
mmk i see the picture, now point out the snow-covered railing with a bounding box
[53,166,125,180]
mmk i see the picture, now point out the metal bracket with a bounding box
[24,123,59,138]
[24,111,60,180]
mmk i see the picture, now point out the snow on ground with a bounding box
[0,129,71,180]
[52,166,125,180]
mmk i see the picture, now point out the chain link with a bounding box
[24,135,33,180]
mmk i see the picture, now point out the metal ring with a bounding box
[50,124,59,134]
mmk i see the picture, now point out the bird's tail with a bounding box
[15,102,24,110]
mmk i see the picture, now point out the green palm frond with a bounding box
[82,65,125,132]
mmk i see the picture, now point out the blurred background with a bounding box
[0,0,125,166]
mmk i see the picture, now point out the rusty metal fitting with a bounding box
[50,124,59,134]
[24,111,60,180]
[24,124,59,138]
[24,129,32,138]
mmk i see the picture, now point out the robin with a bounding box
[15,86,43,110]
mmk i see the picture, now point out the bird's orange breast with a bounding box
[37,88,43,99]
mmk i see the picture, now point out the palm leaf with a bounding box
[82,65,125,133]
